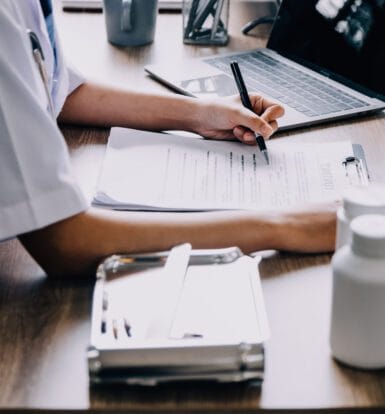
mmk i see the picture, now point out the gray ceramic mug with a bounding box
[103,0,158,46]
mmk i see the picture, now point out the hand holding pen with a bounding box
[230,61,284,164]
[182,65,283,151]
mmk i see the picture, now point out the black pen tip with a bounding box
[263,150,270,165]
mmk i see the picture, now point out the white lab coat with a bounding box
[0,0,88,241]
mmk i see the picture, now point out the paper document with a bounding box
[169,256,269,342]
[93,128,355,211]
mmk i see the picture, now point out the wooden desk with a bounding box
[1,1,385,412]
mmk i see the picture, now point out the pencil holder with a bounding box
[183,0,229,45]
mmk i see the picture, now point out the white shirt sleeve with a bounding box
[68,65,86,95]
[0,2,88,241]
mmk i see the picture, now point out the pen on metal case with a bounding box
[230,61,270,165]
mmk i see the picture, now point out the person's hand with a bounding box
[192,94,285,145]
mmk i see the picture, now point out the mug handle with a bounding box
[121,0,133,32]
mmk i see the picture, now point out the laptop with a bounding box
[145,0,385,130]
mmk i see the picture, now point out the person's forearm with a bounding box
[19,207,336,278]
[58,82,200,132]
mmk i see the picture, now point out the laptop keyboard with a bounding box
[205,51,368,117]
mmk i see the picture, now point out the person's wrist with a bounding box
[259,212,285,251]
[155,95,201,132]
[271,213,297,251]
[183,98,206,133]
[249,211,302,252]
[241,211,282,253]
[269,209,337,253]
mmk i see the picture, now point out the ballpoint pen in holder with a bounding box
[183,0,229,45]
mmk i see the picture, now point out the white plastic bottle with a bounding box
[336,184,385,250]
[330,214,385,369]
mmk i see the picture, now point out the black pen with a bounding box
[230,61,270,165]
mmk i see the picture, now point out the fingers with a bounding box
[237,107,274,139]
[233,121,278,145]
[260,103,285,124]
[247,95,285,135]
[233,126,257,145]
[233,120,279,144]
[235,106,281,142]
[250,94,285,117]
[201,94,284,144]
[231,94,285,140]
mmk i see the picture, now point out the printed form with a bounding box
[93,128,354,211]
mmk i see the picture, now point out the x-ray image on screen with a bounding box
[316,0,377,51]
[267,0,385,98]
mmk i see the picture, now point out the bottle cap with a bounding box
[351,215,385,258]
[343,184,385,220]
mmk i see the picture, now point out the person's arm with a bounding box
[58,82,284,144]
[19,205,336,278]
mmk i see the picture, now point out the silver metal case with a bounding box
[88,245,269,385]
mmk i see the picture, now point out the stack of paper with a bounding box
[93,127,357,212]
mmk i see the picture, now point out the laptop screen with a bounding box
[267,0,385,100]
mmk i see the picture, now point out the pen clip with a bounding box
[27,29,55,117]
[342,156,369,186]
[27,30,45,60]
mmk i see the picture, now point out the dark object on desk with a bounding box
[61,0,182,12]
[242,0,281,35]
[183,0,229,45]
[103,0,158,47]
[146,0,385,131]
[230,61,269,165]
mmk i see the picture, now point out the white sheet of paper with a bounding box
[168,256,269,342]
[100,256,269,344]
[93,128,354,211]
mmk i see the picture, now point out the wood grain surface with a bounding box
[1,1,385,411]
